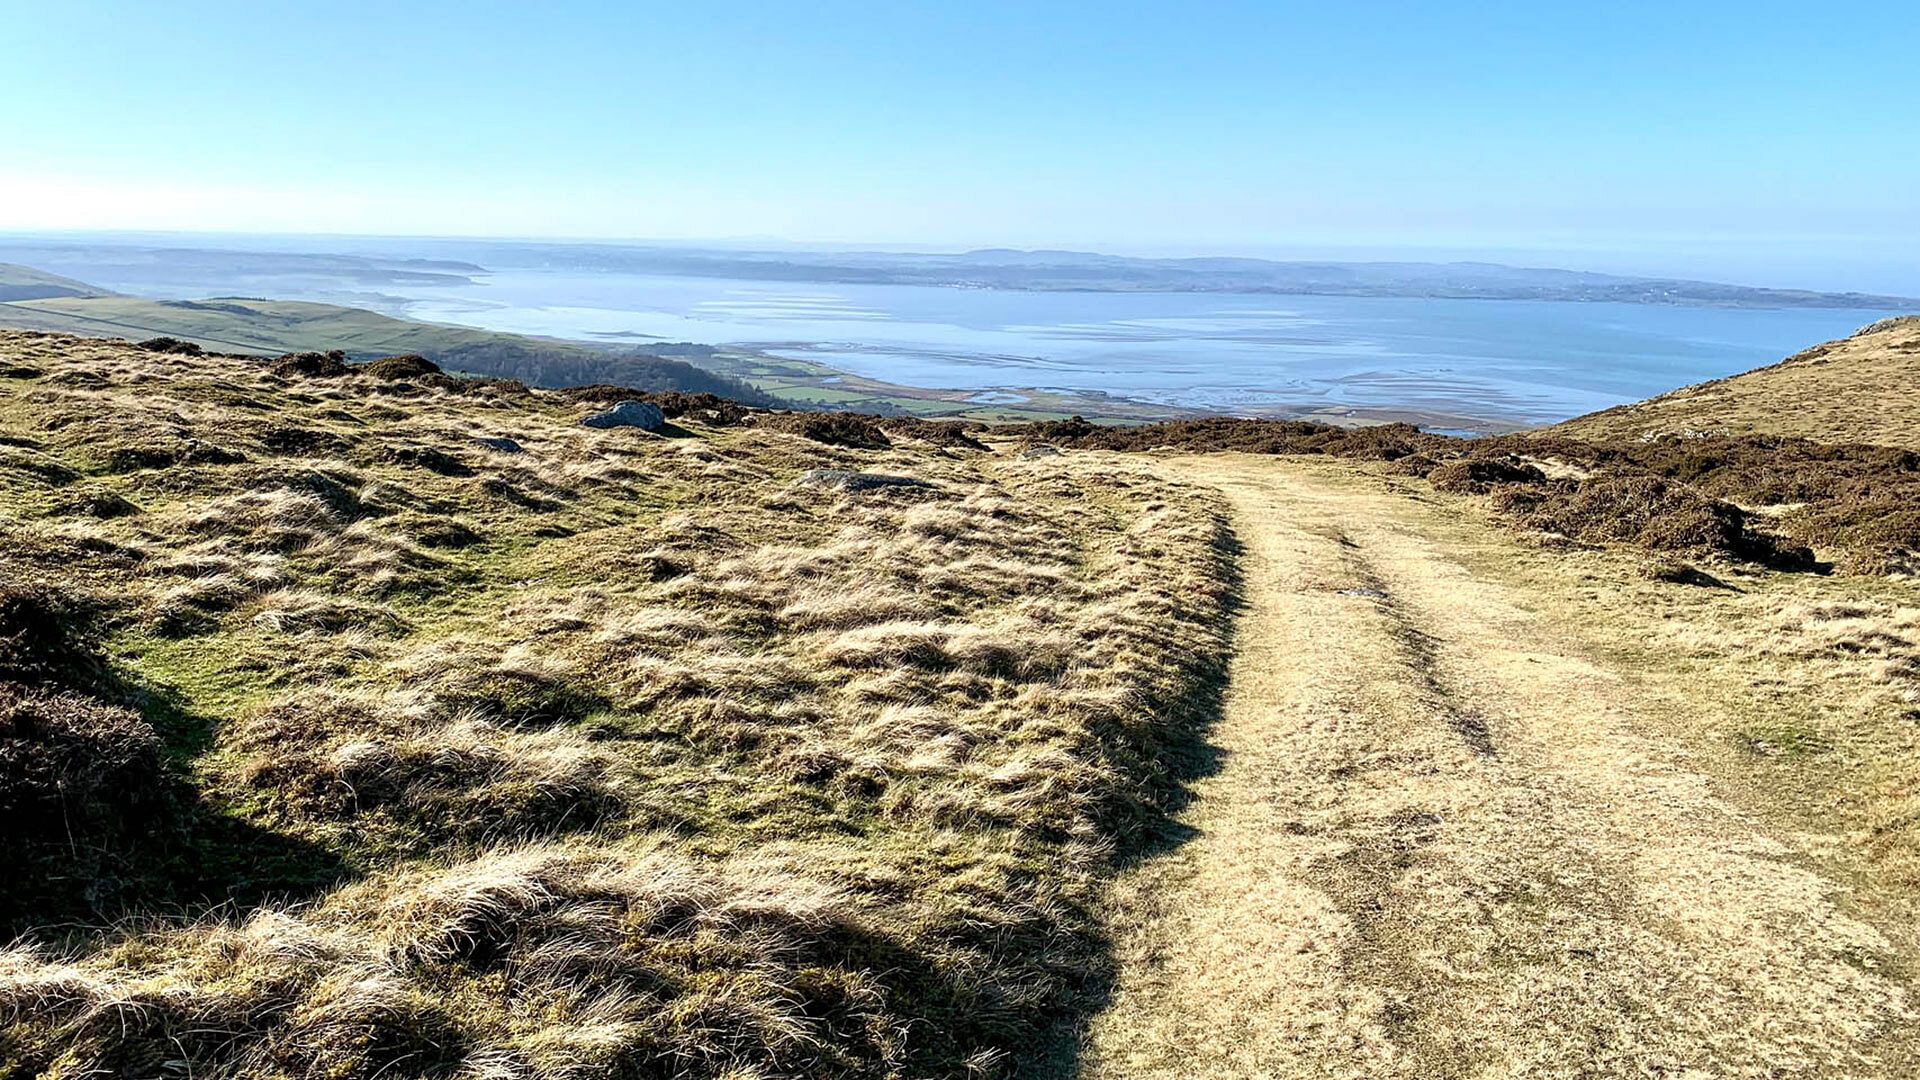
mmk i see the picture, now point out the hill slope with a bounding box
[0,292,781,404]
[1550,315,1920,448]
[0,330,1230,1078]
[8,331,1920,1075]
[0,263,109,302]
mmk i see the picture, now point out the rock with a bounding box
[797,469,934,492]
[581,400,666,432]
[473,436,523,454]
[1019,445,1062,459]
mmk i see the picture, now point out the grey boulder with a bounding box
[797,469,933,492]
[581,400,666,431]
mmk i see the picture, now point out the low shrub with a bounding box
[0,585,103,689]
[1427,454,1547,493]
[135,336,204,355]
[1491,475,1816,569]
[881,416,990,450]
[558,383,757,424]
[763,411,893,449]
[270,349,351,378]
[370,443,473,476]
[0,686,165,853]
[353,354,443,381]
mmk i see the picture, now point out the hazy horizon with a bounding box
[4,3,1915,294]
[4,227,1916,299]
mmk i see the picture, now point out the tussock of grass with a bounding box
[0,842,897,1080]
[249,589,409,635]
[0,330,1235,1077]
[227,689,631,850]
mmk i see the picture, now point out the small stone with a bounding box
[474,436,523,454]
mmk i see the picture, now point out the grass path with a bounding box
[1083,453,1918,1078]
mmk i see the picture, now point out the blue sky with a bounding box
[1,1,1915,289]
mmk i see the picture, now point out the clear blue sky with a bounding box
[1,1,1915,289]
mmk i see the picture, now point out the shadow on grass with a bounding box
[2,664,348,942]
[1022,521,1248,1079]
[1116,521,1245,863]
[1651,563,1748,591]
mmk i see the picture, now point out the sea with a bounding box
[389,271,1886,424]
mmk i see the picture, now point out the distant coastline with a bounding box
[1,237,1906,434]
[1,234,1913,311]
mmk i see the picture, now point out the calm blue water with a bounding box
[397,271,1885,424]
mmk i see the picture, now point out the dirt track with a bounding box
[1083,454,1918,1079]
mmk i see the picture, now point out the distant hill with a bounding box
[382,240,1920,310]
[1548,315,1920,449]
[0,288,781,406]
[5,236,1911,311]
[0,262,110,302]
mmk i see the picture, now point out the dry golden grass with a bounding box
[1550,315,1920,448]
[0,330,1233,1078]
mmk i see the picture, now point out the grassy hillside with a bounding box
[9,326,1920,1075]
[0,263,109,302]
[0,293,784,405]
[0,330,1231,1078]
[1550,315,1920,449]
